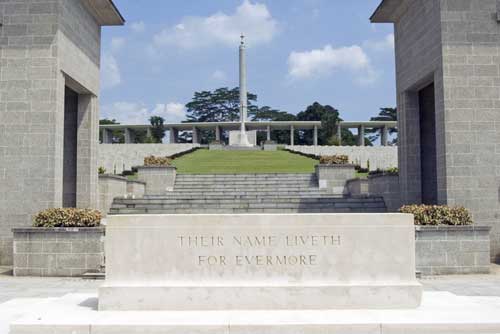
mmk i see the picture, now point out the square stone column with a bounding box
[192,127,200,144]
[169,128,179,144]
[76,95,99,209]
[102,129,113,144]
[357,125,365,146]
[267,125,271,141]
[313,125,318,146]
[124,128,134,144]
[215,125,222,142]
[290,125,295,146]
[337,124,342,144]
[381,126,388,146]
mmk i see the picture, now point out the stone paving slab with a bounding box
[7,292,500,334]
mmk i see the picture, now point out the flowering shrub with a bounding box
[33,208,101,228]
[319,155,349,165]
[399,205,473,226]
[144,155,172,167]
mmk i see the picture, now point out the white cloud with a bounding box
[110,37,126,52]
[364,33,395,52]
[152,0,278,50]
[101,53,121,90]
[101,102,186,125]
[130,21,146,33]
[287,44,378,84]
[212,70,228,81]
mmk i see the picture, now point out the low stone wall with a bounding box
[416,226,491,276]
[98,175,146,217]
[12,227,105,277]
[138,166,177,196]
[315,164,356,195]
[99,144,200,174]
[287,145,397,171]
[347,174,402,212]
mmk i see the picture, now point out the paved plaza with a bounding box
[1,265,500,333]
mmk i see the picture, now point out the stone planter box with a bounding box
[315,164,356,195]
[12,227,105,277]
[263,142,278,151]
[137,166,177,196]
[99,175,146,216]
[346,174,402,212]
[415,225,491,276]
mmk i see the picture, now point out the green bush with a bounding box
[33,208,101,228]
[399,205,473,226]
[369,167,399,176]
[144,155,172,167]
[319,155,349,165]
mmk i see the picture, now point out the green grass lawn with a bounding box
[172,149,318,174]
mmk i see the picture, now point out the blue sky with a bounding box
[100,0,395,125]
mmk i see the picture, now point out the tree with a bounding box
[184,87,260,143]
[149,116,166,143]
[99,118,124,143]
[252,106,297,144]
[296,102,358,146]
[366,107,397,144]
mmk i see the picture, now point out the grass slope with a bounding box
[172,149,318,174]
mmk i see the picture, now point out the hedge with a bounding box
[33,208,101,228]
[399,205,473,226]
[144,155,172,167]
[319,155,349,165]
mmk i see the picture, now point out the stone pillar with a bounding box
[192,127,200,144]
[290,125,295,146]
[124,128,134,144]
[381,126,388,146]
[76,95,99,209]
[169,128,179,144]
[313,125,318,146]
[215,125,222,142]
[146,127,152,139]
[357,125,365,146]
[337,124,342,145]
[102,128,113,144]
[267,125,271,141]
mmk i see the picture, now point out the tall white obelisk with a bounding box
[238,34,252,147]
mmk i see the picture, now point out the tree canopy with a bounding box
[367,107,397,144]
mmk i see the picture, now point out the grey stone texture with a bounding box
[375,0,500,261]
[347,174,403,212]
[0,0,111,265]
[98,175,145,217]
[287,146,398,171]
[315,164,356,195]
[110,173,387,214]
[98,144,200,174]
[12,227,105,277]
[137,166,177,196]
[416,226,491,275]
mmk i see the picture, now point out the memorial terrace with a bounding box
[100,120,398,146]
[100,121,323,145]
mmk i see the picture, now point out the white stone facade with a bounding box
[98,144,200,174]
[286,146,398,171]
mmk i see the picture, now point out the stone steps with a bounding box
[110,173,387,214]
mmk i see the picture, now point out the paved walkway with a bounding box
[1,265,500,303]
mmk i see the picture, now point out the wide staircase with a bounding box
[110,173,387,214]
